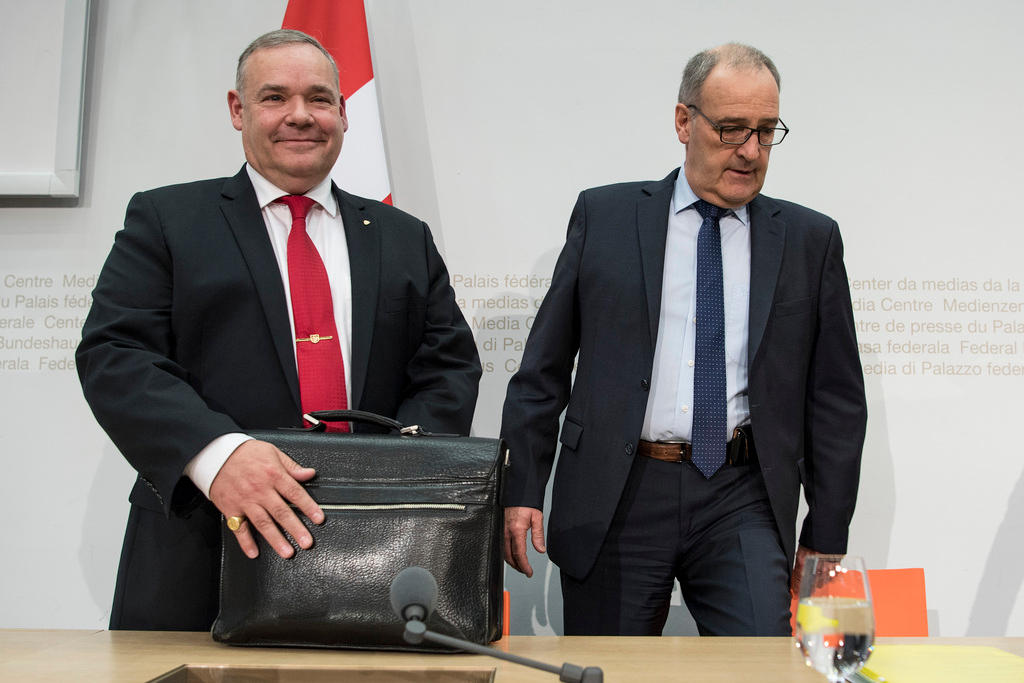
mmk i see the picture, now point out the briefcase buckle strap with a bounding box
[299,410,455,437]
[304,410,404,432]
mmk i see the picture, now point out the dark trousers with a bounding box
[109,501,222,630]
[561,454,791,636]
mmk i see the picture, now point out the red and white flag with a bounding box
[283,0,392,205]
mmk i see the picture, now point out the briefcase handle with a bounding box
[305,409,406,433]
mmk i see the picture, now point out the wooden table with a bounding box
[0,631,1021,681]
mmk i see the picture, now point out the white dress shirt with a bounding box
[640,170,751,443]
[184,165,352,496]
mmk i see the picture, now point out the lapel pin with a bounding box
[363,219,371,226]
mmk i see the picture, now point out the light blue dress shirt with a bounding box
[640,171,751,443]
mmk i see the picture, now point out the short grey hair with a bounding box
[677,43,780,105]
[235,29,340,94]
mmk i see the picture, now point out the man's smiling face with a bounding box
[228,43,347,194]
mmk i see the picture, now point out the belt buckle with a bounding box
[657,441,686,461]
[641,440,687,463]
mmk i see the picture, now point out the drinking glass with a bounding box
[795,554,875,682]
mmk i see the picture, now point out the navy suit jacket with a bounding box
[78,167,480,627]
[500,168,866,580]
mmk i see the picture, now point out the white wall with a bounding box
[0,0,1021,637]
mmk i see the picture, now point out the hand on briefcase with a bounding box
[211,410,507,651]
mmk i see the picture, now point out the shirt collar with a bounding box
[245,164,339,217]
[671,166,750,226]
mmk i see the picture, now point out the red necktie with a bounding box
[277,195,349,432]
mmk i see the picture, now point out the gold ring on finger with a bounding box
[226,515,246,531]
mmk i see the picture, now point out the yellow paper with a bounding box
[858,645,1024,682]
[796,601,839,632]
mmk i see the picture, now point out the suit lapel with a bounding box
[220,167,301,410]
[335,185,379,409]
[637,170,678,351]
[748,194,786,365]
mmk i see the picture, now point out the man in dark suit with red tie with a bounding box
[501,43,866,636]
[77,29,480,631]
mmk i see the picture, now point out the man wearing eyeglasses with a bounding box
[501,43,866,636]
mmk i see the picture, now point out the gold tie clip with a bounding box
[296,334,333,344]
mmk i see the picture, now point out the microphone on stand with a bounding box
[390,567,604,683]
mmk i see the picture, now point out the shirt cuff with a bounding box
[184,433,253,498]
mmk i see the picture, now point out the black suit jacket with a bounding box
[500,169,866,580]
[78,167,480,628]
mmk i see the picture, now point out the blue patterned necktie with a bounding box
[692,199,728,478]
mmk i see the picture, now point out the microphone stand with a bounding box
[403,619,603,683]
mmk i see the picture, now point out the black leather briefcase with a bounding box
[211,410,506,651]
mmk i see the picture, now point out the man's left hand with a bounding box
[790,544,814,599]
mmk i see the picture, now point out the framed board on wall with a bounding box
[0,0,90,198]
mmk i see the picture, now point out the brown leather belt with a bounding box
[638,425,757,466]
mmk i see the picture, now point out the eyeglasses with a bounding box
[686,104,789,147]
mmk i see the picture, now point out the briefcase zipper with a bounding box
[315,503,467,511]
